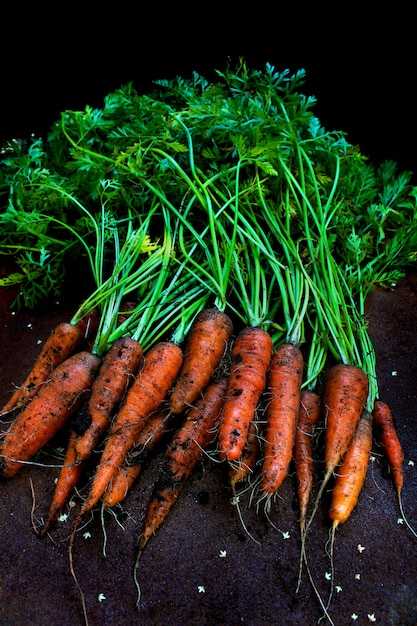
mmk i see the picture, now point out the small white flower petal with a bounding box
[198,585,205,593]
[98,593,106,602]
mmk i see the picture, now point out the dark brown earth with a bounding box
[1,267,417,626]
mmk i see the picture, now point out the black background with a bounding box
[2,7,415,179]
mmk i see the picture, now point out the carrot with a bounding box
[306,363,369,532]
[134,376,227,604]
[39,430,84,537]
[372,400,404,495]
[0,321,84,416]
[74,337,143,462]
[261,343,304,497]
[294,389,322,533]
[328,410,373,527]
[323,364,369,481]
[373,400,417,538]
[295,389,321,592]
[169,308,233,414]
[323,410,373,618]
[0,352,100,478]
[102,405,173,508]
[75,341,183,521]
[218,326,272,462]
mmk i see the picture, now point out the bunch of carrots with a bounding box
[1,62,417,625]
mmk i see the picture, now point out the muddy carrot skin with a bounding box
[0,321,85,415]
[76,341,183,520]
[261,343,304,495]
[74,336,143,462]
[218,327,273,462]
[102,406,173,508]
[0,351,100,478]
[169,308,233,414]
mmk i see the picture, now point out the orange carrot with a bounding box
[294,389,321,592]
[325,410,373,617]
[306,363,368,532]
[372,400,403,494]
[372,400,416,538]
[218,327,272,462]
[74,336,143,462]
[328,409,373,527]
[76,341,183,521]
[169,308,233,414]
[134,376,227,603]
[294,389,321,533]
[0,352,100,478]
[102,405,173,508]
[261,343,304,496]
[39,430,84,537]
[0,321,84,415]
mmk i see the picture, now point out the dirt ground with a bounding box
[1,266,417,626]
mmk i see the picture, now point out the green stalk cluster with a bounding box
[1,61,416,408]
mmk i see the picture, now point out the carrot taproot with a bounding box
[74,336,143,462]
[261,343,304,497]
[294,389,322,533]
[0,321,85,416]
[75,341,183,521]
[39,431,84,537]
[134,376,227,604]
[218,326,272,462]
[102,405,173,508]
[372,400,417,538]
[169,308,233,415]
[0,351,100,478]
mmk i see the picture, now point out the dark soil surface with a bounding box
[1,269,417,626]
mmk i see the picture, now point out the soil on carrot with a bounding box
[1,268,417,626]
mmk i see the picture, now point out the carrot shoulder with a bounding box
[261,343,304,496]
[0,321,84,415]
[169,308,233,414]
[77,341,183,519]
[74,336,143,462]
[0,351,100,478]
[218,327,272,462]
